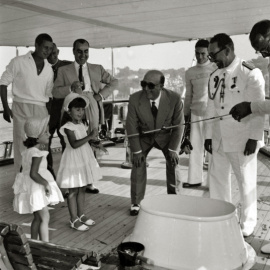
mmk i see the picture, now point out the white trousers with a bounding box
[12,101,48,173]
[209,142,258,230]
[186,114,210,184]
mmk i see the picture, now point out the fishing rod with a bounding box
[126,113,231,138]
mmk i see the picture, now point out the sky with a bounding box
[0,34,261,76]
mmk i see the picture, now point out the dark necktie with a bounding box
[151,101,158,119]
[52,65,57,81]
[78,65,85,90]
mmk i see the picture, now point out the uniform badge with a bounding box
[231,77,237,89]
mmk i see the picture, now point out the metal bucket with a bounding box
[117,242,144,267]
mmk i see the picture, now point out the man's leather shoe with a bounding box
[130,204,140,216]
[182,183,201,188]
[86,185,99,194]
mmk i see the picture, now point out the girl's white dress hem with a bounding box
[13,148,64,214]
[57,122,102,189]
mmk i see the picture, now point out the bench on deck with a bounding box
[0,222,101,270]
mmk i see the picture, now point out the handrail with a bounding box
[0,99,130,114]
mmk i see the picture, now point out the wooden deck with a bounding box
[2,142,270,269]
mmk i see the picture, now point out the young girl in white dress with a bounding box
[13,116,64,242]
[57,93,102,231]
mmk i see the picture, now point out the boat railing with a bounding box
[0,100,130,166]
[1,98,270,166]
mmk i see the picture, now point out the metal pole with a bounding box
[111,48,114,76]
[110,48,115,139]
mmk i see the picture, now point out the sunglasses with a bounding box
[207,47,226,61]
[140,80,161,90]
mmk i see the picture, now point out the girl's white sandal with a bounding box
[70,218,89,231]
[78,214,95,226]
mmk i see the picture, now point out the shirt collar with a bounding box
[51,59,59,67]
[27,51,49,67]
[197,60,211,67]
[26,51,33,58]
[74,61,87,69]
[222,56,239,74]
[150,90,162,108]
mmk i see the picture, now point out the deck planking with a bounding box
[1,143,270,269]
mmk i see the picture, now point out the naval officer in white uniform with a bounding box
[204,33,265,237]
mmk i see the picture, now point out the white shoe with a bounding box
[261,243,270,254]
[78,214,95,226]
[130,204,140,216]
[70,218,89,231]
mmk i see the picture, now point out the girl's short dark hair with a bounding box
[68,97,87,110]
[61,97,87,126]
[23,137,38,148]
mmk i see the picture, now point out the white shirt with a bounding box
[150,90,161,108]
[74,62,92,93]
[0,51,54,106]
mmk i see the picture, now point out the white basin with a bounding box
[128,195,254,270]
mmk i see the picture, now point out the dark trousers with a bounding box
[47,98,66,169]
[130,142,176,204]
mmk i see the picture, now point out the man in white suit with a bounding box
[52,38,118,193]
[204,33,265,237]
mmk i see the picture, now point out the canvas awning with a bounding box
[0,0,270,48]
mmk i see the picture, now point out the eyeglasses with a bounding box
[258,39,270,58]
[140,80,160,90]
[207,47,226,61]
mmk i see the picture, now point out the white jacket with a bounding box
[205,57,265,152]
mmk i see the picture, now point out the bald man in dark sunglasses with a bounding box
[126,70,184,216]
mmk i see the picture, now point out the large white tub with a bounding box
[127,195,255,270]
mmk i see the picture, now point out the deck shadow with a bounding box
[99,175,170,188]
[257,181,270,187]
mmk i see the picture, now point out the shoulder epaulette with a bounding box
[242,61,255,70]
